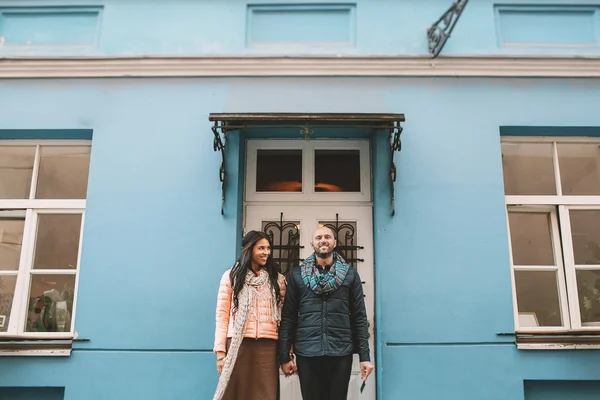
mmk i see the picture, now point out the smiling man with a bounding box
[278,226,374,400]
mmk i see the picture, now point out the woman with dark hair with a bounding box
[213,230,285,400]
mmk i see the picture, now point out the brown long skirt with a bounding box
[223,338,279,400]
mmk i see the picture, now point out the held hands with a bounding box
[360,361,374,381]
[281,360,297,377]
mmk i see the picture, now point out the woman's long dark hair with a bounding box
[229,230,282,311]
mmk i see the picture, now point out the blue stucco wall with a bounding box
[1,0,600,57]
[1,0,600,398]
[1,77,600,399]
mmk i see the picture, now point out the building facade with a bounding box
[1,0,600,399]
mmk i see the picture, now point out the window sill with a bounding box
[516,331,600,350]
[0,337,74,356]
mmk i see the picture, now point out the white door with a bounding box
[245,204,376,400]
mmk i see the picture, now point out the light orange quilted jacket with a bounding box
[213,269,286,354]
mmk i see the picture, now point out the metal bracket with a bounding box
[427,0,469,58]
[299,124,314,141]
[212,121,226,215]
[390,121,403,216]
[208,113,406,217]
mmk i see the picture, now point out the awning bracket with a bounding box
[390,121,403,216]
[427,0,469,58]
[212,121,226,215]
[209,113,405,216]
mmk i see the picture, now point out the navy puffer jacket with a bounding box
[278,261,370,364]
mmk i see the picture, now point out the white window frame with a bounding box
[507,206,571,331]
[0,140,89,339]
[245,139,371,203]
[503,136,600,333]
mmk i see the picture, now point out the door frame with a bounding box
[244,204,376,399]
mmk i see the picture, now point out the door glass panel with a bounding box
[256,150,302,192]
[0,146,35,199]
[558,143,600,195]
[318,220,360,268]
[515,270,562,327]
[314,150,360,192]
[508,212,555,266]
[0,275,17,332]
[261,218,301,275]
[26,274,76,332]
[576,270,600,326]
[502,143,556,195]
[0,218,25,271]
[569,210,600,265]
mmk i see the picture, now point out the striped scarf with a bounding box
[301,252,349,295]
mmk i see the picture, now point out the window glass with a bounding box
[502,143,556,195]
[515,270,562,327]
[256,150,302,192]
[0,146,35,199]
[558,143,600,195]
[314,150,360,192]
[508,212,555,266]
[26,274,75,333]
[36,146,91,199]
[33,214,82,270]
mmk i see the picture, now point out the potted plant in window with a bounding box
[578,275,600,326]
[0,278,12,330]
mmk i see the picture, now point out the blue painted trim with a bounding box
[500,126,600,137]
[0,129,93,140]
[224,132,243,260]
[236,131,246,256]
[371,131,390,400]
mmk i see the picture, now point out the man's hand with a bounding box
[281,360,297,377]
[360,361,374,381]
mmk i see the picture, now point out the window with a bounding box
[502,138,600,332]
[0,141,90,337]
[246,139,370,202]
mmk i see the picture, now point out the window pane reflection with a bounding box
[36,146,91,199]
[515,270,562,327]
[508,212,555,266]
[0,218,25,271]
[502,143,556,195]
[256,150,302,192]
[570,210,600,265]
[0,146,35,199]
[315,150,360,192]
[0,275,17,332]
[33,214,82,270]
[558,143,600,195]
[27,274,75,333]
[577,270,600,325]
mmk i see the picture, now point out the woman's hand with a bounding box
[216,352,226,374]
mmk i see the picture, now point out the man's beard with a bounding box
[314,245,333,259]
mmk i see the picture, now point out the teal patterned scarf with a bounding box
[301,252,350,295]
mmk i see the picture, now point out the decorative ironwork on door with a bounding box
[262,213,302,276]
[320,214,364,268]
